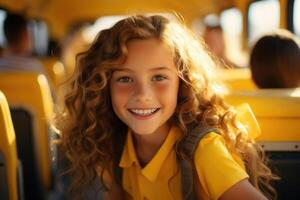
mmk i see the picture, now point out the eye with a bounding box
[152,74,167,81]
[116,76,133,83]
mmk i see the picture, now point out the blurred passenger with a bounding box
[61,24,90,78]
[203,16,237,68]
[203,24,224,58]
[48,38,62,59]
[0,46,3,57]
[250,30,300,88]
[0,13,47,75]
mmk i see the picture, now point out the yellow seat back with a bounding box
[226,88,300,142]
[0,91,18,200]
[0,72,54,190]
[219,68,257,90]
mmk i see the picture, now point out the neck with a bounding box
[132,124,170,167]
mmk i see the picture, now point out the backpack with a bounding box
[113,126,220,200]
[180,126,220,200]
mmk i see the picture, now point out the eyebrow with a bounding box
[150,66,172,71]
[112,66,172,72]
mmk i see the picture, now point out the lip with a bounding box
[127,108,160,120]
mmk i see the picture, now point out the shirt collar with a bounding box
[119,129,139,167]
[119,126,182,182]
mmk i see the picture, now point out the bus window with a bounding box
[29,20,48,56]
[294,0,300,37]
[220,8,244,66]
[0,10,7,48]
[248,0,280,46]
[83,15,127,43]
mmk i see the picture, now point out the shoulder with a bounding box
[194,131,245,169]
[198,131,224,145]
[194,132,246,169]
[194,132,249,200]
[194,132,233,176]
[194,132,227,159]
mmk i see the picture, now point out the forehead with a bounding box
[120,38,175,70]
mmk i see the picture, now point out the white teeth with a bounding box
[130,108,157,115]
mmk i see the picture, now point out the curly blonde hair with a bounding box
[55,15,277,199]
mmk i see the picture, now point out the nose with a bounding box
[134,80,153,102]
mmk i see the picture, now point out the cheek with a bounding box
[110,85,132,106]
[155,83,169,92]
[155,82,179,101]
[113,85,133,96]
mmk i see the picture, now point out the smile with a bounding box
[128,108,160,116]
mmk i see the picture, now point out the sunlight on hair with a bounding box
[211,83,228,96]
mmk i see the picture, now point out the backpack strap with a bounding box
[181,126,220,200]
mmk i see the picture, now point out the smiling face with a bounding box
[110,38,179,137]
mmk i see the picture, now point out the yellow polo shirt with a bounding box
[119,126,249,200]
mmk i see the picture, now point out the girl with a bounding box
[55,15,277,200]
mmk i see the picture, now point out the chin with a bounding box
[130,126,158,136]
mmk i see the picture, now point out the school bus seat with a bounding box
[40,57,66,90]
[225,88,300,199]
[0,73,54,199]
[0,91,24,200]
[226,88,300,141]
[218,68,257,90]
